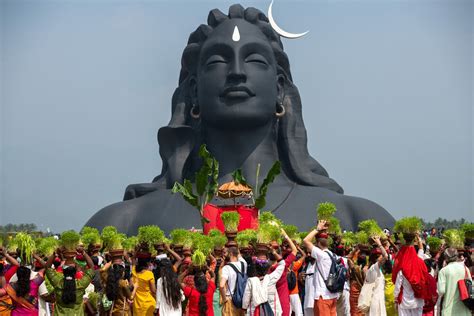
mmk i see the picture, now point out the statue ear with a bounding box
[276,74,286,105]
[189,75,198,105]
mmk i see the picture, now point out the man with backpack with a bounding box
[220,247,247,316]
[303,220,344,316]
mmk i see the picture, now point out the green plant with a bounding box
[81,230,101,247]
[172,144,219,226]
[461,223,474,239]
[259,211,283,227]
[355,231,369,246]
[443,229,464,249]
[393,217,423,234]
[282,225,299,239]
[317,202,337,221]
[108,233,126,250]
[182,232,194,249]
[208,229,227,249]
[138,226,165,250]
[37,237,59,256]
[236,230,257,247]
[61,230,81,251]
[7,239,18,253]
[426,237,443,253]
[170,229,190,246]
[192,234,214,256]
[328,217,342,235]
[254,161,281,210]
[341,231,357,247]
[299,231,309,242]
[220,211,241,232]
[101,226,118,249]
[12,232,36,264]
[257,223,280,244]
[192,250,207,267]
[358,219,384,238]
[123,236,139,251]
[80,226,99,236]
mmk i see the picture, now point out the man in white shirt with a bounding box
[303,257,316,315]
[219,246,247,316]
[303,220,339,316]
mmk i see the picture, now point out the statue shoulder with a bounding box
[341,194,395,230]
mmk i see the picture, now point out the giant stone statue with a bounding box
[85,4,395,234]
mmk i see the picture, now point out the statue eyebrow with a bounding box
[200,41,274,63]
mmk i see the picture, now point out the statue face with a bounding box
[195,19,279,129]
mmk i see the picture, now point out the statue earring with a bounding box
[276,102,285,117]
[190,104,200,119]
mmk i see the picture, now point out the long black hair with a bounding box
[136,258,150,273]
[15,266,31,297]
[159,259,182,310]
[106,264,125,301]
[194,272,208,316]
[62,265,77,304]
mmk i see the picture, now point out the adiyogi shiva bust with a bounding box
[85,3,395,234]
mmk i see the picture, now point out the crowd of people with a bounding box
[0,216,473,316]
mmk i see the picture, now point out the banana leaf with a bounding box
[172,180,199,208]
[255,161,281,210]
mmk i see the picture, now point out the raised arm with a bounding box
[281,228,297,256]
[303,220,327,252]
[0,247,20,267]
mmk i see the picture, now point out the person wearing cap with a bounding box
[303,220,339,316]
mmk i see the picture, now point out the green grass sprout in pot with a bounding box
[316,202,337,221]
[299,232,309,242]
[257,223,274,244]
[138,225,165,250]
[282,225,299,239]
[443,229,465,249]
[101,226,118,249]
[393,217,423,234]
[7,239,18,253]
[208,229,227,249]
[182,232,194,249]
[342,231,357,247]
[123,236,139,252]
[426,237,443,253]
[37,237,59,257]
[61,230,81,251]
[81,231,101,248]
[259,211,283,227]
[192,234,214,256]
[170,229,190,246]
[192,249,207,267]
[12,232,36,265]
[220,211,241,232]
[236,230,257,247]
[328,217,342,235]
[358,219,384,238]
[80,226,99,236]
[461,223,474,239]
[355,231,369,246]
[108,233,126,250]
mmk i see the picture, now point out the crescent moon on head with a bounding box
[268,0,309,39]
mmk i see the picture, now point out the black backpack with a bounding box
[287,263,297,291]
[226,262,248,308]
[316,250,347,293]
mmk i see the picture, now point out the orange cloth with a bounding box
[349,281,364,316]
[314,296,337,316]
[289,258,304,295]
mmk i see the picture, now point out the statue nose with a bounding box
[227,59,246,82]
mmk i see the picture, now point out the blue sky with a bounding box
[1,0,472,232]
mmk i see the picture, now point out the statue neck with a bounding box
[202,122,287,185]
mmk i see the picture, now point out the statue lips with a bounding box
[220,85,255,100]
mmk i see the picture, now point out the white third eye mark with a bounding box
[232,26,240,42]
